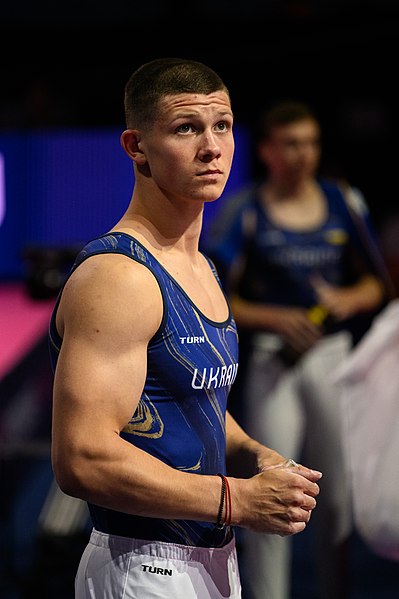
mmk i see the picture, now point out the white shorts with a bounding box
[75,528,242,599]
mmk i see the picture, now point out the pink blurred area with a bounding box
[0,282,55,381]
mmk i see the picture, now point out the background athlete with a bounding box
[205,100,389,599]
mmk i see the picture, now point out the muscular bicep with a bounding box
[52,255,162,470]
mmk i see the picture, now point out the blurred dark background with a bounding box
[1,1,399,597]
[1,1,398,223]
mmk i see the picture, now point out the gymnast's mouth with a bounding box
[197,169,223,177]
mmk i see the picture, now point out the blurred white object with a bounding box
[39,479,89,536]
[333,299,399,561]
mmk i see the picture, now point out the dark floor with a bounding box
[293,526,399,599]
[1,335,398,599]
[235,526,399,599]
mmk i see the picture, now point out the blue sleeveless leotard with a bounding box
[206,179,380,309]
[48,232,239,547]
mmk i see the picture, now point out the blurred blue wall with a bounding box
[0,126,251,280]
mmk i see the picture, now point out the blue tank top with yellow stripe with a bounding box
[48,232,239,547]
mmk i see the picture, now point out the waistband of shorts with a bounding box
[90,528,236,561]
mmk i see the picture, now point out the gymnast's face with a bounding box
[122,91,235,206]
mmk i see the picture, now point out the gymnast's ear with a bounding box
[120,129,147,165]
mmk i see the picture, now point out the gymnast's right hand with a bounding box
[231,462,322,536]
